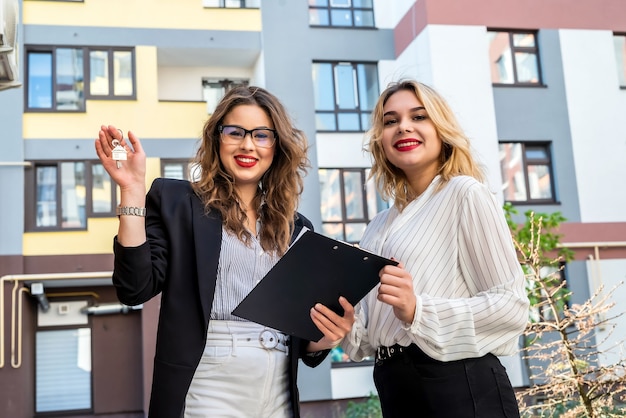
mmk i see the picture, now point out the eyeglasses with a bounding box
[218,125,277,148]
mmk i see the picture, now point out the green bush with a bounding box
[344,392,382,418]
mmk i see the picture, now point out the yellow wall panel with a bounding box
[23,0,261,31]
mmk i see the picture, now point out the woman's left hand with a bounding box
[307,296,355,352]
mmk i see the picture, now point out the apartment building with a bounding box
[1,0,625,416]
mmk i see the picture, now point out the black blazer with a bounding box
[113,178,326,418]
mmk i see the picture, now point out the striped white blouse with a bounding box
[210,226,280,321]
[341,175,529,362]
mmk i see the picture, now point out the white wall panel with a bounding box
[559,29,626,222]
[382,25,503,199]
[373,0,416,29]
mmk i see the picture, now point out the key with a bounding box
[111,139,127,169]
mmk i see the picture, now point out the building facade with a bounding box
[1,0,625,416]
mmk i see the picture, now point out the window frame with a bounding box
[614,33,626,89]
[24,45,136,112]
[161,159,196,181]
[319,167,387,245]
[499,141,557,205]
[25,160,118,232]
[312,61,379,133]
[488,29,543,86]
[202,0,260,8]
[309,0,375,28]
[202,78,249,114]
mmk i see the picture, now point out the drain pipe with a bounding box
[0,271,113,368]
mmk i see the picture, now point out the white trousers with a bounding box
[184,320,292,418]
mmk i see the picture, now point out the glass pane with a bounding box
[335,63,357,109]
[343,171,364,219]
[353,10,374,27]
[525,146,548,160]
[337,112,360,131]
[244,0,260,7]
[345,222,366,243]
[330,9,352,26]
[319,169,342,221]
[528,165,552,200]
[361,113,371,131]
[91,164,113,213]
[163,163,186,180]
[309,9,329,25]
[56,48,84,110]
[499,143,527,201]
[89,51,109,95]
[203,81,226,114]
[113,50,133,96]
[36,166,57,227]
[353,0,372,6]
[613,35,626,86]
[356,63,378,111]
[28,52,53,109]
[36,329,92,412]
[61,162,87,228]
[330,0,351,6]
[316,112,336,131]
[514,52,539,83]
[322,223,344,240]
[488,32,513,84]
[309,0,328,6]
[312,63,335,110]
[225,0,243,7]
[513,33,535,47]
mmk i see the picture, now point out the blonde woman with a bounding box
[341,80,529,418]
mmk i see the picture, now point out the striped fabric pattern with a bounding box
[210,227,280,321]
[342,175,530,362]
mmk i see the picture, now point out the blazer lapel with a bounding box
[191,195,222,324]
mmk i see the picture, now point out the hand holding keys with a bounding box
[111,139,127,169]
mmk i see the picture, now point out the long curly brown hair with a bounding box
[365,79,485,211]
[191,86,310,255]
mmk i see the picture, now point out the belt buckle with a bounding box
[259,329,279,349]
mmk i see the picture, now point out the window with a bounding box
[26,46,135,111]
[161,159,199,181]
[319,168,387,244]
[312,62,379,132]
[26,161,117,231]
[499,142,555,203]
[487,30,542,85]
[202,0,260,8]
[36,300,92,414]
[614,33,626,88]
[202,78,249,114]
[309,0,375,28]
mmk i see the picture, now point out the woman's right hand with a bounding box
[95,125,147,193]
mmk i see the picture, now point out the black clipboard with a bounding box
[232,230,398,341]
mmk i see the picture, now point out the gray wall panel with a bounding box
[23,25,261,50]
[493,29,581,223]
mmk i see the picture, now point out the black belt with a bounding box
[376,343,408,362]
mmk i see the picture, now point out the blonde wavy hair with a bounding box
[365,80,485,211]
[191,86,310,255]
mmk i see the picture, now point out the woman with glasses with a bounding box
[95,86,355,418]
